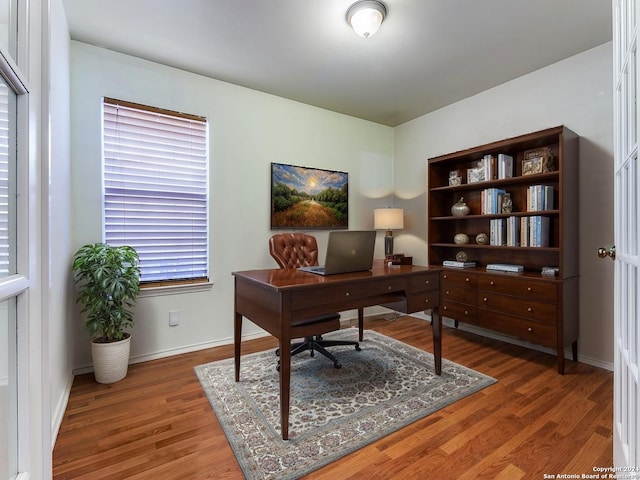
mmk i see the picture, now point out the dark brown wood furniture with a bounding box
[233,260,441,440]
[428,125,579,374]
[268,232,361,369]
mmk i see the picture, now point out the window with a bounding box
[102,98,209,286]
[0,80,16,278]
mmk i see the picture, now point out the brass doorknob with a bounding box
[597,246,616,260]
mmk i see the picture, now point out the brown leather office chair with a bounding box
[269,233,360,369]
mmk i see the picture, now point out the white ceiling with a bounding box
[61,0,612,127]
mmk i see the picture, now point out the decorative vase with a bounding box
[476,232,489,245]
[454,233,469,244]
[91,334,131,384]
[451,197,470,216]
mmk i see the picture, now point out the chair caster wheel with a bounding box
[334,362,341,369]
[355,344,361,351]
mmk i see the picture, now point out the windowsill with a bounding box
[139,281,214,297]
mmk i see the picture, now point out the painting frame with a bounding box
[270,162,349,230]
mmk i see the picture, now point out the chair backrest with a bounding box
[269,233,319,269]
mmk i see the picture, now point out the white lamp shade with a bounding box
[347,1,386,38]
[374,208,404,230]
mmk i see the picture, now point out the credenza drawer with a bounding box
[478,291,556,324]
[476,309,556,347]
[441,270,477,288]
[441,300,477,322]
[478,275,557,302]
[441,285,476,306]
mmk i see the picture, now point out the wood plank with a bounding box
[53,316,612,479]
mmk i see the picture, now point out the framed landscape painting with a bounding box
[271,162,348,229]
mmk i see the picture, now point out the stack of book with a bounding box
[520,215,550,247]
[481,188,507,214]
[527,185,554,211]
[497,154,513,179]
[479,153,514,181]
[443,260,476,268]
[486,263,524,273]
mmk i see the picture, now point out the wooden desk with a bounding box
[232,260,441,440]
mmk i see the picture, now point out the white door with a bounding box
[613,0,640,468]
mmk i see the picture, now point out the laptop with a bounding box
[299,230,376,275]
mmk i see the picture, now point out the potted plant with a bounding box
[72,243,141,384]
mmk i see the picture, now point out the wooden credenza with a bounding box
[428,126,579,374]
[440,269,578,374]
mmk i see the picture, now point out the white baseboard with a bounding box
[72,330,271,376]
[72,311,613,375]
[51,372,74,450]
[408,311,613,372]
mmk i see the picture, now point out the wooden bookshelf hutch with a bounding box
[427,126,579,373]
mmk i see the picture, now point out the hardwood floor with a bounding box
[52,316,613,479]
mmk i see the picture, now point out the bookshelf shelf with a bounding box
[427,125,579,374]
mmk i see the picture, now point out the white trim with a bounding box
[410,311,614,372]
[50,373,74,451]
[138,281,214,298]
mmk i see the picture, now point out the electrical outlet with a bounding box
[169,310,180,326]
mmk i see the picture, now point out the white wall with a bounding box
[69,40,614,372]
[393,43,614,368]
[69,42,394,369]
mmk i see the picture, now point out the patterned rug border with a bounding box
[194,329,496,480]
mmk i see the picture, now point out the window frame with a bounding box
[101,97,211,291]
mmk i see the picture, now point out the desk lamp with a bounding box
[374,207,404,256]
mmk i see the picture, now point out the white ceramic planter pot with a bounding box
[91,334,131,384]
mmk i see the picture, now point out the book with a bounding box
[527,185,555,211]
[486,263,524,272]
[443,260,476,268]
[497,154,513,179]
[529,215,550,247]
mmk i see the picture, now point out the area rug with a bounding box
[194,328,496,480]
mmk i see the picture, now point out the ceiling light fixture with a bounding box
[346,0,387,38]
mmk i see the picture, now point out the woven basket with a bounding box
[91,335,131,384]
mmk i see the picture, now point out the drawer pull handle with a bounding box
[483,297,487,302]
[388,286,392,290]
[527,307,532,312]
[345,292,350,296]
[528,327,533,332]
[425,299,429,303]
[446,290,450,295]
[465,277,470,282]
[527,287,532,292]
[425,280,429,285]
[464,310,469,315]
[490,281,495,286]
[443,274,447,279]
[443,306,448,310]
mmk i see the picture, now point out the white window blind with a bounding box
[0,82,13,278]
[103,98,209,285]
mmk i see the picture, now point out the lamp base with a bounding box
[384,230,394,256]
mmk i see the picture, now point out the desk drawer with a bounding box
[290,277,407,310]
[478,275,557,302]
[406,290,439,313]
[478,291,556,324]
[409,273,440,292]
